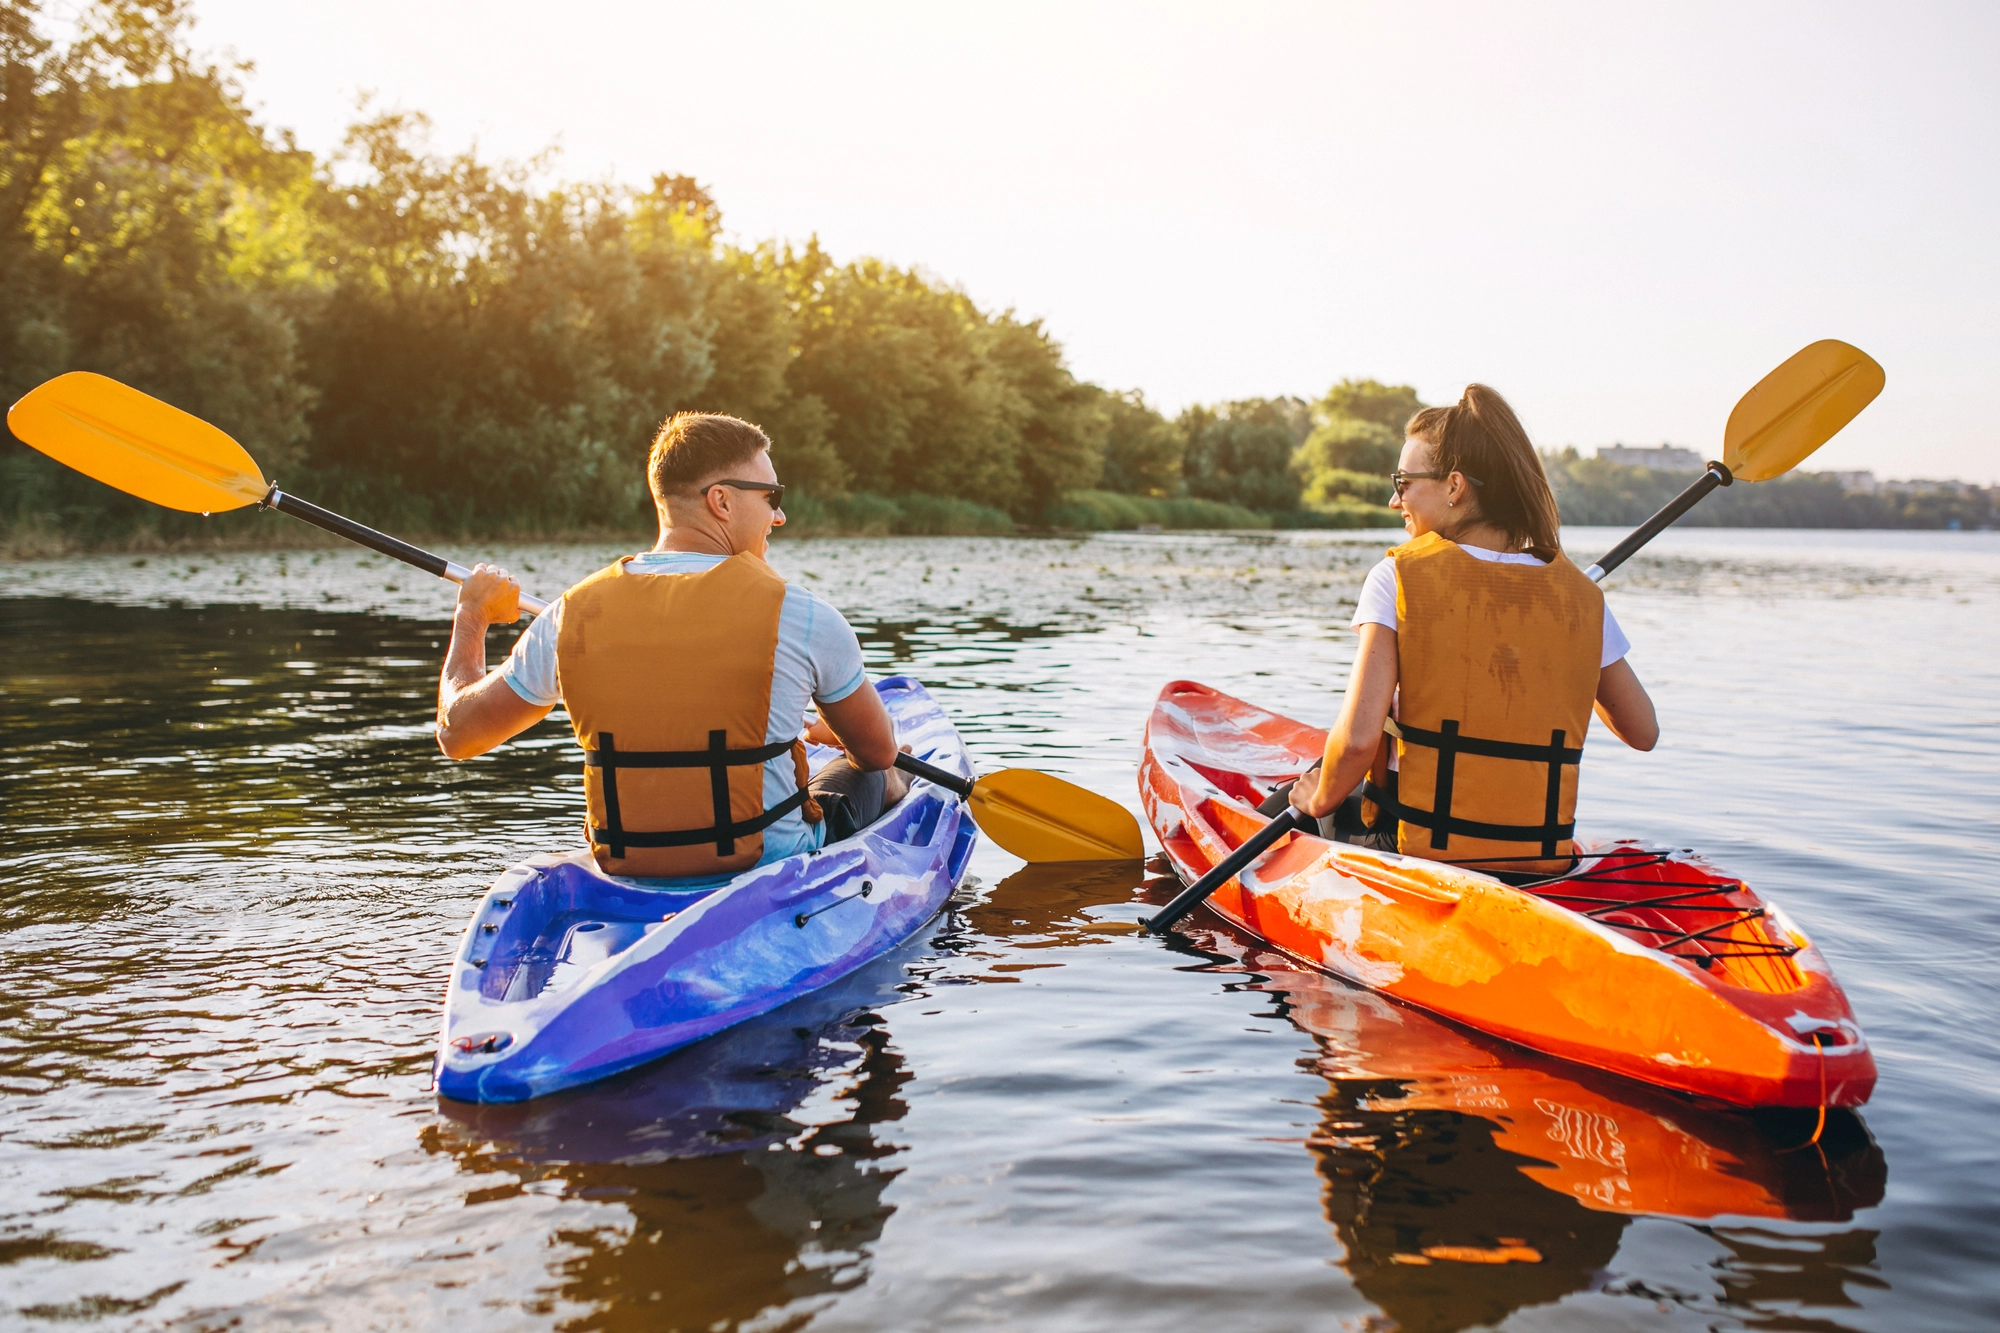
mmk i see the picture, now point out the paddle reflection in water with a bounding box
[1164,908,1886,1333]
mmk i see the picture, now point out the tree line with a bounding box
[5,3,1972,551]
[1543,452,1994,531]
[0,0,1407,549]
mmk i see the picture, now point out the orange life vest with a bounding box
[1363,531,1604,874]
[555,553,819,878]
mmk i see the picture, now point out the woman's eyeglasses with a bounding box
[708,479,786,509]
[1390,469,1483,497]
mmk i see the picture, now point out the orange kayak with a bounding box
[1140,681,1876,1109]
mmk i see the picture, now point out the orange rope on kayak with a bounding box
[1775,1031,1833,1153]
[1809,1031,1829,1147]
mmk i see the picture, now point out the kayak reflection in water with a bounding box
[431,946,919,1328]
[431,412,910,884]
[1188,926,1887,1333]
[1273,385,1660,879]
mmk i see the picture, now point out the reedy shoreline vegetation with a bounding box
[2,3,1986,559]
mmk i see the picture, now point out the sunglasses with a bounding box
[707,478,786,509]
[1390,469,1483,497]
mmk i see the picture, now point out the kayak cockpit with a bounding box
[469,859,715,1004]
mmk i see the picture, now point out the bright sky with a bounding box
[184,0,1999,481]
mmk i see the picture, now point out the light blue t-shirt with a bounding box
[501,552,869,875]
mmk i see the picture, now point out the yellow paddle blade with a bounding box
[967,768,1145,863]
[1724,340,1884,483]
[7,372,268,513]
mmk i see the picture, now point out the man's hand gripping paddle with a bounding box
[1139,339,1885,934]
[7,371,1145,865]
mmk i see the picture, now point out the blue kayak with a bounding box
[433,676,978,1103]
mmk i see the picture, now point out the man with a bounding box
[434,412,907,881]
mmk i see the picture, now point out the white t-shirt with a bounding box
[500,551,869,868]
[1351,548,1631,667]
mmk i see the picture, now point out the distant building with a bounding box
[1597,444,1703,472]
[1826,470,1879,494]
[1881,478,1975,497]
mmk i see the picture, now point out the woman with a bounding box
[1279,385,1658,876]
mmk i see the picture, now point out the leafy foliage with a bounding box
[6,5,1968,547]
[1097,389,1185,498]
[1290,379,1424,517]
[1,1,1110,542]
[1043,490,1271,531]
[1180,397,1313,512]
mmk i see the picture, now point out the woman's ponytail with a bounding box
[1406,384,1563,558]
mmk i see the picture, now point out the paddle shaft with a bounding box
[265,486,549,616]
[1583,461,1733,584]
[894,752,975,799]
[1140,806,1310,934]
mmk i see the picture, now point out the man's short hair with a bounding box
[647,413,771,505]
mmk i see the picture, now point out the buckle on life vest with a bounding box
[586,730,804,859]
[1376,717,1584,857]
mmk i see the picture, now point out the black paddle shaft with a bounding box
[264,486,549,615]
[1141,806,1311,934]
[894,752,975,799]
[1583,462,1733,582]
[266,487,453,577]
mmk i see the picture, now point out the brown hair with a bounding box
[1406,384,1563,558]
[647,413,771,505]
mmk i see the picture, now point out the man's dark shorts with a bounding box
[809,757,894,844]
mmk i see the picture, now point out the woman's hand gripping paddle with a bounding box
[7,372,1146,865]
[1141,339,1885,935]
[5,371,550,614]
[1584,340,1886,582]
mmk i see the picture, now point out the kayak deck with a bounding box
[435,676,977,1103]
[1140,680,1876,1109]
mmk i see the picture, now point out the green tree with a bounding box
[3,0,315,541]
[1291,379,1424,515]
[773,245,1104,519]
[1180,397,1311,512]
[1293,415,1401,482]
[1096,389,1185,497]
[1315,378,1424,437]
[983,314,1108,518]
[297,112,719,530]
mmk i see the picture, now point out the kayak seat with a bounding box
[480,858,716,1003]
[500,912,662,1002]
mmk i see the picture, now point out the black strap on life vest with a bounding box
[1363,717,1583,857]
[586,730,806,859]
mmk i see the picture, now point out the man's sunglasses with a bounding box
[1390,469,1483,497]
[707,479,786,509]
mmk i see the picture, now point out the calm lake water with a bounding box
[3,526,1996,1331]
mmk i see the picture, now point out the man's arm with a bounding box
[815,686,898,771]
[436,564,552,760]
